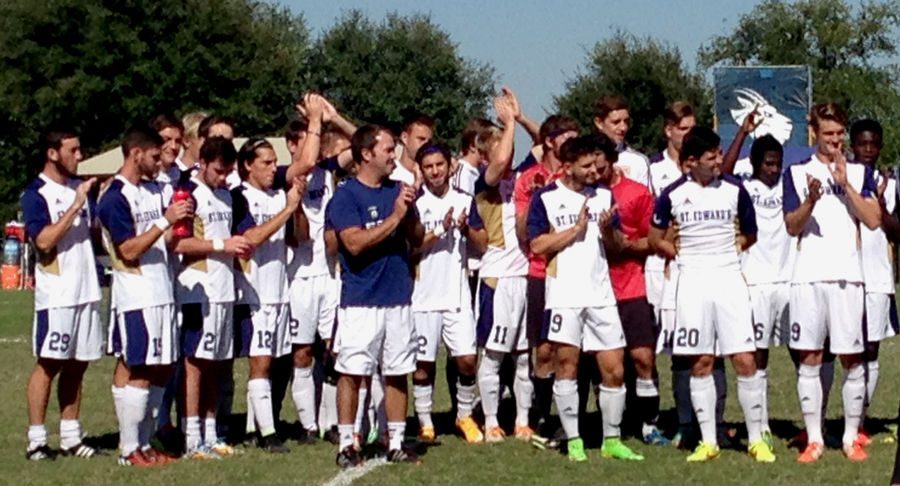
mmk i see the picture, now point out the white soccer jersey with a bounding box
[232,182,289,305]
[647,151,684,273]
[653,174,757,270]
[97,175,173,312]
[453,158,481,196]
[615,147,651,189]
[21,174,101,310]
[469,174,529,278]
[176,178,235,304]
[741,178,793,284]
[390,160,417,186]
[860,169,896,294]
[527,180,618,308]
[783,155,876,284]
[288,165,335,279]
[734,157,754,181]
[412,187,471,312]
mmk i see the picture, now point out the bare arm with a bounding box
[722,110,760,176]
[33,178,95,253]
[467,227,488,254]
[829,157,881,230]
[484,91,518,187]
[174,234,252,256]
[286,94,325,182]
[119,199,192,262]
[242,183,303,247]
[648,226,677,259]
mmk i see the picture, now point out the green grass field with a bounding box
[1,289,898,485]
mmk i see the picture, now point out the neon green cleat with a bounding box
[567,437,588,462]
[762,431,775,450]
[600,438,644,461]
[686,442,720,462]
[749,439,776,463]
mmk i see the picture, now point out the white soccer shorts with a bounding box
[289,273,338,346]
[659,265,679,311]
[179,302,234,361]
[656,308,676,355]
[547,306,626,352]
[236,303,291,358]
[749,283,791,349]
[484,276,529,353]
[414,308,477,362]
[789,282,865,355]
[33,302,103,361]
[334,305,417,377]
[673,268,755,356]
[645,269,664,309]
[865,292,895,343]
[117,304,178,367]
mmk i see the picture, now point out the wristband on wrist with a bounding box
[212,238,225,252]
[432,225,446,238]
[154,218,171,231]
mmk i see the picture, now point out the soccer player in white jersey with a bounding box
[722,132,791,448]
[783,103,882,463]
[850,119,898,446]
[453,118,495,196]
[173,138,251,458]
[390,113,433,188]
[21,128,101,460]
[649,127,771,463]
[410,143,482,444]
[326,125,424,467]
[527,134,642,462]
[593,95,651,188]
[231,138,305,454]
[97,126,193,467]
[468,91,534,442]
[150,114,186,192]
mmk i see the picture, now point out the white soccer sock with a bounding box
[111,386,125,450]
[477,350,503,429]
[354,388,368,434]
[599,385,626,438]
[553,379,580,439]
[319,382,338,432]
[864,360,879,419]
[204,417,218,446]
[338,423,354,450]
[456,377,477,420]
[513,352,533,427]
[121,385,149,456]
[138,386,164,448]
[369,375,386,437]
[292,367,317,432]
[690,375,717,446]
[248,378,276,437]
[797,364,824,445]
[185,416,202,451]
[59,419,82,450]
[245,389,256,435]
[414,384,434,428]
[737,373,764,443]
[387,421,405,451]
[757,369,770,432]
[842,364,866,447]
[27,424,48,451]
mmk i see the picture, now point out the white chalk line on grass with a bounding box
[322,457,388,486]
[0,337,26,344]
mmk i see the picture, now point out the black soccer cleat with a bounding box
[259,434,290,454]
[386,446,421,464]
[26,444,55,461]
[336,446,363,468]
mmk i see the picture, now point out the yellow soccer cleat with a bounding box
[456,417,484,444]
[418,426,436,444]
[748,439,775,463]
[686,442,720,462]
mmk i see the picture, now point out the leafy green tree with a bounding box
[0,0,311,220]
[305,10,495,145]
[699,0,900,164]
[554,33,711,155]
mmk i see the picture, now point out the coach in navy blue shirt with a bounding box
[326,125,424,467]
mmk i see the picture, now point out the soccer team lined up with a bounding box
[21,87,899,468]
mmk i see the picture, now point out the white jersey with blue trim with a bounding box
[615,147,651,189]
[526,180,618,308]
[652,174,757,271]
[860,168,896,294]
[176,178,235,304]
[782,154,877,284]
[232,182,289,305]
[741,178,793,284]
[469,174,529,278]
[288,165,335,279]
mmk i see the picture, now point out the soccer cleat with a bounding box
[25,444,55,461]
[843,442,868,462]
[762,430,775,450]
[418,426,436,444]
[686,442,720,462]
[259,434,290,454]
[60,442,98,458]
[456,417,484,444]
[322,426,341,445]
[209,442,237,457]
[387,446,421,464]
[566,437,588,462]
[748,439,776,463]
[119,450,159,468]
[295,430,318,446]
[856,428,872,447]
[184,445,222,461]
[514,424,536,441]
[484,426,506,443]
[142,447,176,465]
[797,442,824,463]
[600,438,644,461]
[643,427,671,446]
[335,446,363,469]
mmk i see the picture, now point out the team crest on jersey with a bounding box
[367,206,379,220]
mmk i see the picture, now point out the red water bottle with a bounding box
[172,188,192,238]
